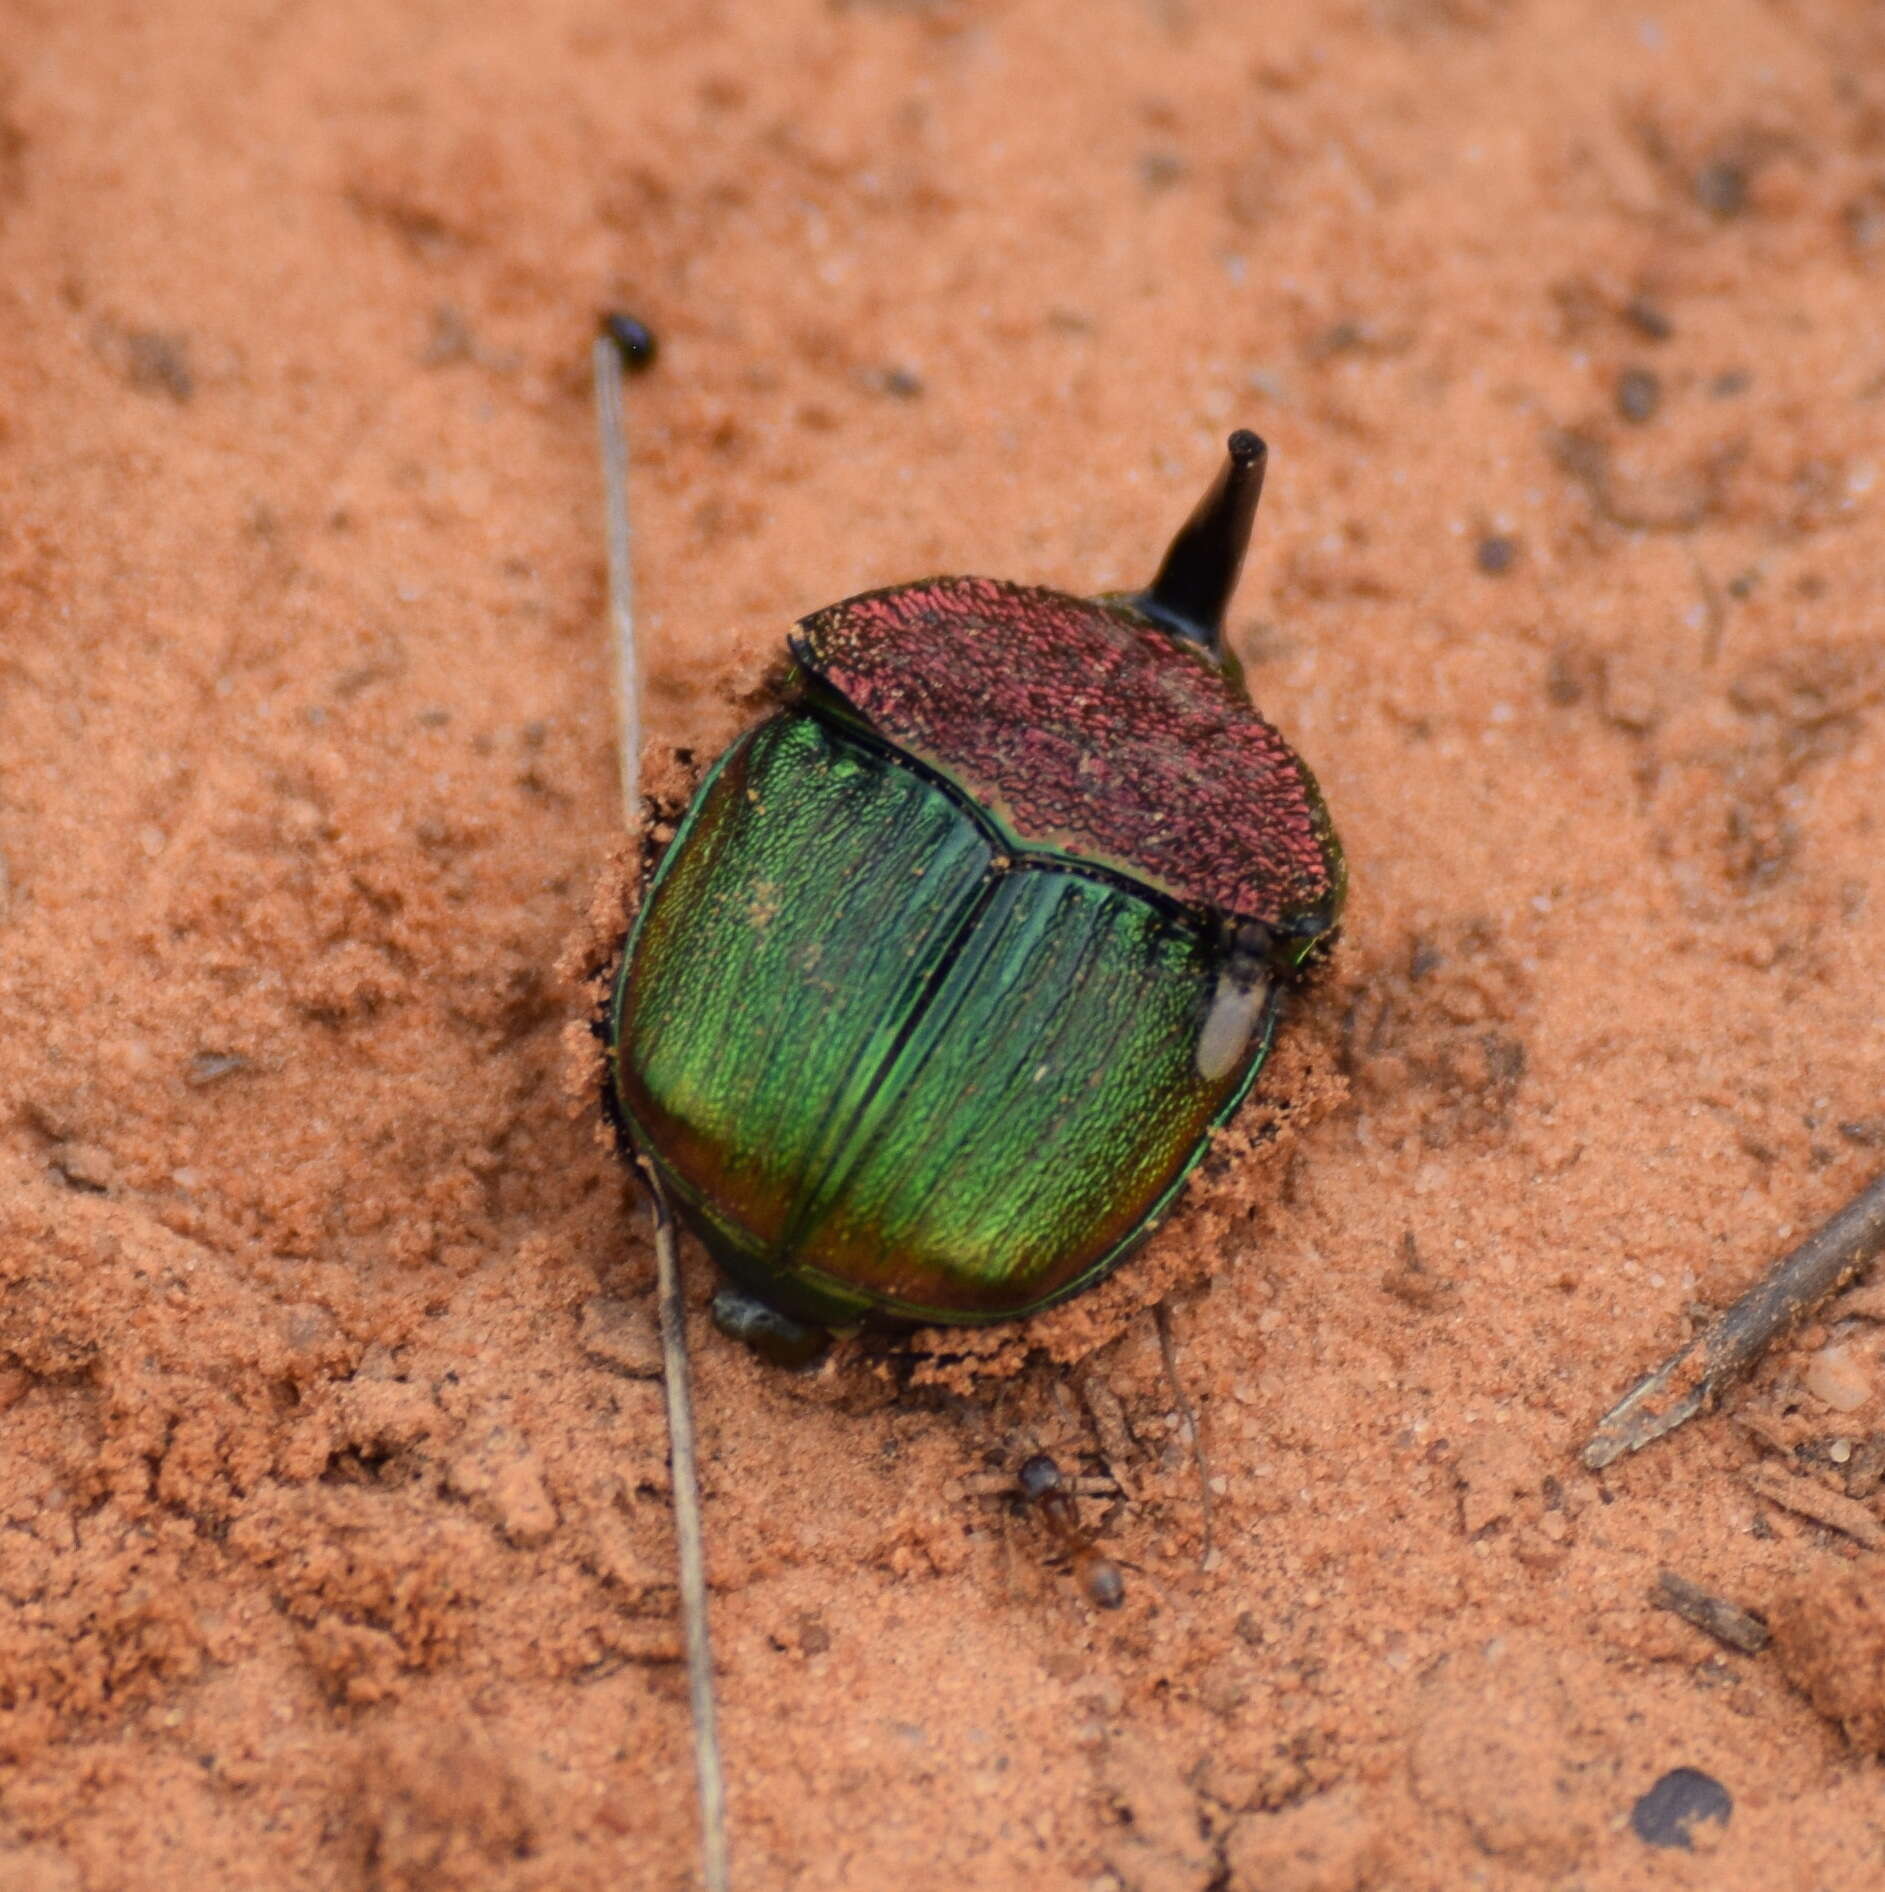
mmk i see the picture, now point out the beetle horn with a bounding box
[1134,430,1267,656]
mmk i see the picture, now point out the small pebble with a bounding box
[1138,149,1188,192]
[186,1051,250,1087]
[1623,296,1673,341]
[49,1141,116,1194]
[1696,161,1748,219]
[1630,1767,1732,1850]
[126,329,194,402]
[1616,367,1660,425]
[1804,1343,1873,1414]
[1475,534,1518,576]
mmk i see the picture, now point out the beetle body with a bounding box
[604,436,1343,1339]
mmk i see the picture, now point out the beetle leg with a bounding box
[709,1282,830,1368]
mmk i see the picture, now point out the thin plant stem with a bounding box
[1584,1167,1885,1470]
[650,1171,731,1892]
[595,319,730,1892]
[594,329,642,833]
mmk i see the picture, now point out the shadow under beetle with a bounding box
[602,418,1346,1362]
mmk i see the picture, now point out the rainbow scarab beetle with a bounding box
[602,426,1344,1360]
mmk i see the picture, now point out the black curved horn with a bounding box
[1133,430,1267,654]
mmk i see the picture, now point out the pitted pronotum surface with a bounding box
[793,576,1337,927]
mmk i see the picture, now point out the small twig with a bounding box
[1653,1571,1770,1655]
[1154,1300,1213,1567]
[1746,1461,1885,1552]
[595,314,728,1892]
[1690,554,1728,668]
[593,317,652,832]
[1583,1168,1885,1470]
[650,1175,731,1892]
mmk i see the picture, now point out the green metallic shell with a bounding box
[608,706,1278,1326]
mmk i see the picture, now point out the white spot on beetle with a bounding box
[1195,973,1271,1083]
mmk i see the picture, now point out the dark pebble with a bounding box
[1696,161,1748,219]
[1631,1767,1733,1850]
[1616,367,1660,425]
[1475,535,1518,576]
[1138,149,1188,192]
[1623,296,1673,341]
[127,329,194,402]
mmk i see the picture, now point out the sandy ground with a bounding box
[4,1,1885,1887]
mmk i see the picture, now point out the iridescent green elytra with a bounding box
[605,433,1344,1337]
[612,706,1285,1325]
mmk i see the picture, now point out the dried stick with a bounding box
[1745,1460,1885,1551]
[1584,1168,1885,1471]
[595,316,650,831]
[650,1171,731,1891]
[595,317,730,1892]
[1652,1571,1769,1655]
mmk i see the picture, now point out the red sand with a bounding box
[3,2,1884,1887]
